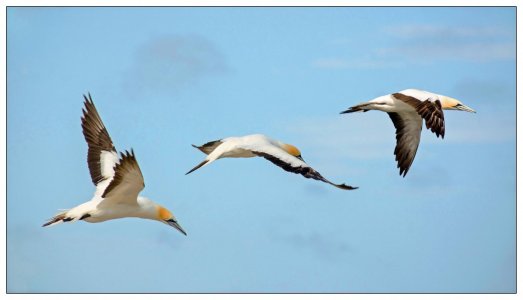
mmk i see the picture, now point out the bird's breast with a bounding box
[84,202,144,222]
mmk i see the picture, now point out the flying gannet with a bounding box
[43,94,187,235]
[341,89,476,177]
[186,134,357,190]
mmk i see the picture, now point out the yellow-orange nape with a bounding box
[282,143,302,157]
[440,96,462,109]
[157,206,173,221]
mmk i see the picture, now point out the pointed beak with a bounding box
[457,104,476,113]
[296,155,305,163]
[166,219,187,236]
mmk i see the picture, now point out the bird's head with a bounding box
[282,143,305,162]
[440,96,476,113]
[157,206,187,236]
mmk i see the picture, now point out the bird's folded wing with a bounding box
[392,92,445,138]
[245,144,356,190]
[99,150,145,205]
[81,94,119,188]
[387,112,422,177]
[415,99,445,138]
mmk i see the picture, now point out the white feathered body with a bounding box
[362,89,442,113]
[61,196,158,224]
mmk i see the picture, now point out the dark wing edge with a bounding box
[252,151,357,190]
[387,112,421,177]
[101,149,145,198]
[392,92,445,138]
[81,93,117,185]
[416,99,445,138]
[191,139,223,155]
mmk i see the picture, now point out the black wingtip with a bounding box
[83,92,93,103]
[338,184,358,190]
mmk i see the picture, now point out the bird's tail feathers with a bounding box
[42,211,69,227]
[340,103,371,114]
[185,159,209,175]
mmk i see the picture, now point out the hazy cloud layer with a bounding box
[382,24,515,63]
[451,79,513,106]
[285,110,514,163]
[123,35,227,96]
[274,231,353,262]
[383,24,510,40]
[378,42,514,63]
[313,24,514,70]
[311,57,402,70]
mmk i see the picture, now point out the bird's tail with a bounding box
[185,159,209,175]
[42,211,69,227]
[340,103,371,114]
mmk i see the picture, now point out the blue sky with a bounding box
[7,7,515,293]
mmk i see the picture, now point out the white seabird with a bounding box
[186,134,357,190]
[43,94,187,235]
[341,89,476,177]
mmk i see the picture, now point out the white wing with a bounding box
[98,150,145,206]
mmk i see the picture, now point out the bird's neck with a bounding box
[136,196,160,220]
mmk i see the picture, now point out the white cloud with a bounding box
[312,24,514,69]
[380,24,515,63]
[378,42,515,63]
